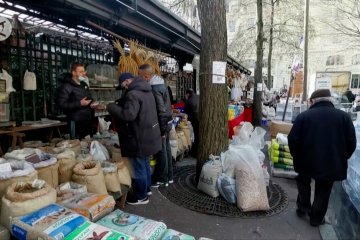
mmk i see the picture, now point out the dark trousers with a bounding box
[154,133,173,183]
[69,120,93,140]
[296,175,334,225]
[129,156,151,200]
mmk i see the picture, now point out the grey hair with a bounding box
[311,97,332,103]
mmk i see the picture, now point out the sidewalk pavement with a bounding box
[123,158,323,240]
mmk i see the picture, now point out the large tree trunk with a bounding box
[196,0,228,179]
[253,0,264,126]
[267,0,275,89]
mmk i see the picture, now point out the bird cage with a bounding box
[86,64,117,87]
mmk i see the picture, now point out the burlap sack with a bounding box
[101,162,121,193]
[0,171,38,201]
[0,182,56,230]
[176,131,187,151]
[111,146,122,162]
[76,154,93,162]
[56,139,81,155]
[72,161,107,194]
[57,149,76,184]
[23,141,44,148]
[178,124,191,148]
[116,158,132,187]
[37,161,59,188]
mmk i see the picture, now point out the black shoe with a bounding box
[296,209,307,218]
[310,219,325,227]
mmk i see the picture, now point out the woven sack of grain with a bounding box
[56,149,76,184]
[76,154,93,162]
[36,161,59,188]
[56,139,81,155]
[101,162,121,193]
[72,161,107,194]
[178,124,191,148]
[0,181,56,230]
[116,158,132,187]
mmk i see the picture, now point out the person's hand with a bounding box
[80,97,92,106]
[90,101,99,109]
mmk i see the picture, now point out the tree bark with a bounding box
[253,0,264,126]
[196,0,228,179]
[267,0,275,89]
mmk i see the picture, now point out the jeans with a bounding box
[154,133,173,183]
[129,156,152,200]
[296,174,334,224]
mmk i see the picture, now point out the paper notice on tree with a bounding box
[212,61,227,84]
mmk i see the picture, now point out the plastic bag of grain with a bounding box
[0,161,37,200]
[58,193,115,222]
[197,155,222,197]
[36,160,59,188]
[1,180,57,229]
[0,224,10,240]
[97,209,167,240]
[161,229,195,240]
[56,139,81,155]
[56,149,76,184]
[56,182,87,202]
[216,173,236,204]
[72,161,107,194]
[101,161,121,193]
[63,221,135,240]
[116,158,132,187]
[11,204,87,240]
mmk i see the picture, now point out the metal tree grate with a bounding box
[158,165,288,218]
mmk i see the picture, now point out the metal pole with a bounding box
[302,0,310,102]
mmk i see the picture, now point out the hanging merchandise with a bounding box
[23,70,37,90]
[0,69,16,93]
[11,204,87,240]
[0,180,57,230]
[72,161,108,194]
[97,209,167,240]
[231,77,242,101]
[114,40,138,75]
[58,193,115,222]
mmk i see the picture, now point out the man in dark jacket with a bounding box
[184,88,199,157]
[288,89,356,227]
[139,64,173,187]
[57,62,95,139]
[107,73,162,205]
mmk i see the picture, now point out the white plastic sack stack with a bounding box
[90,140,110,162]
[197,155,222,198]
[0,180,57,230]
[97,209,167,240]
[23,70,37,90]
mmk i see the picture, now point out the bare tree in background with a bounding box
[196,0,228,179]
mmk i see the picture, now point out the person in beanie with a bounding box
[139,64,174,187]
[106,73,162,205]
[288,89,356,226]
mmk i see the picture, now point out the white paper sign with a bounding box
[0,163,12,173]
[257,83,263,91]
[212,61,227,84]
[316,77,331,90]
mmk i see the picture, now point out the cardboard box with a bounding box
[270,121,293,138]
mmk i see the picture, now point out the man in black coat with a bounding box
[184,88,199,157]
[139,64,173,187]
[106,73,162,205]
[57,62,95,139]
[288,89,356,226]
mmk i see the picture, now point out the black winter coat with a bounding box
[107,77,162,157]
[184,93,199,123]
[288,101,356,181]
[56,74,94,121]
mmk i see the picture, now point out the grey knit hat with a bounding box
[310,89,331,100]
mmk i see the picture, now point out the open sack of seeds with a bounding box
[56,182,87,202]
[101,161,121,193]
[97,209,167,240]
[72,161,107,194]
[0,180,57,230]
[11,204,87,240]
[58,193,115,222]
[115,158,132,187]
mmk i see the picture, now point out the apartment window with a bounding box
[351,74,360,89]
[247,18,256,28]
[326,55,344,66]
[228,20,236,33]
[352,54,360,65]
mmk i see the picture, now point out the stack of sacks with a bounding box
[269,134,294,171]
[97,209,167,240]
[4,148,59,187]
[1,180,57,230]
[0,159,38,201]
[58,193,115,222]
[11,204,87,239]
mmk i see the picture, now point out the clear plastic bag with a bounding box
[217,173,236,204]
[90,140,110,162]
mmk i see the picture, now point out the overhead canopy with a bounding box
[1,0,251,74]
